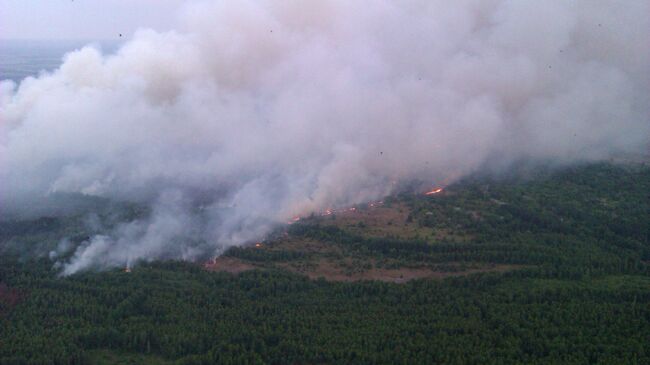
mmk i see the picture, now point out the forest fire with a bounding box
[286,200,385,226]
[425,188,443,195]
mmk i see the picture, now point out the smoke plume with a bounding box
[1,0,648,274]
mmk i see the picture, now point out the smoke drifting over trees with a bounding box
[1,1,648,274]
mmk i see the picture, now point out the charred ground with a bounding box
[208,198,520,283]
[1,162,649,364]
[209,162,649,284]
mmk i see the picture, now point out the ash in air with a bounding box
[1,1,648,274]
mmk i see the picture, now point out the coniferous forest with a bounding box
[1,163,649,364]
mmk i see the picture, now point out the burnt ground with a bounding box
[203,196,522,283]
[204,161,650,283]
[204,249,521,284]
[0,283,23,316]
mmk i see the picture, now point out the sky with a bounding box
[0,0,184,40]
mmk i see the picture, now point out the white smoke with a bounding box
[1,0,648,274]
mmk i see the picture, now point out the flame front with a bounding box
[425,188,443,195]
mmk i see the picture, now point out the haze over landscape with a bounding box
[1,0,647,274]
[1,2,650,364]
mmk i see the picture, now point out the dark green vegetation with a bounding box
[1,163,649,364]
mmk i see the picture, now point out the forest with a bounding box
[0,162,649,364]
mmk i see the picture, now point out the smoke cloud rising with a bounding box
[1,0,648,274]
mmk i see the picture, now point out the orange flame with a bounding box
[286,199,384,226]
[425,187,443,195]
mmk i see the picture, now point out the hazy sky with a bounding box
[0,0,184,40]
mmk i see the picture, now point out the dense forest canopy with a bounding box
[0,163,649,364]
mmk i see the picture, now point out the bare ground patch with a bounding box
[310,202,471,242]
[0,282,24,316]
[203,254,524,284]
[278,258,523,283]
[263,237,342,254]
[318,203,424,240]
[202,200,519,282]
[203,257,258,274]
